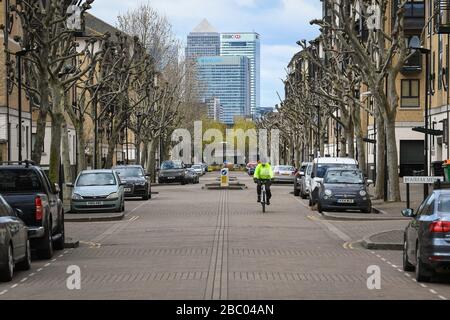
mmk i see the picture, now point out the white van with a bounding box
[308,157,358,206]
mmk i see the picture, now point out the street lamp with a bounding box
[410,43,431,198]
[11,47,36,162]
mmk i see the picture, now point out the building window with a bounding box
[401,79,420,108]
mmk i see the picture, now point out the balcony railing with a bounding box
[435,0,450,34]
[402,49,422,73]
[404,1,425,31]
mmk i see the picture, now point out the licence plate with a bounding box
[337,199,354,204]
[124,188,131,192]
[86,201,103,206]
[282,173,290,175]
[167,177,175,179]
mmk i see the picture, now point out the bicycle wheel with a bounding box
[261,189,266,213]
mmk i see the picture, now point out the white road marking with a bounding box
[0,290,8,295]
[439,295,447,300]
[124,200,150,217]
[420,284,428,288]
[404,273,411,277]
[37,268,43,272]
[44,263,50,267]
[392,265,398,268]
[20,278,28,283]
[430,289,438,294]
[64,251,69,254]
[29,273,35,277]
[58,255,63,258]
[10,284,18,289]
[52,259,57,262]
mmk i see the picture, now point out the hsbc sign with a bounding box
[222,34,242,39]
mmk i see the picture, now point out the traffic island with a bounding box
[361,229,404,250]
[320,211,410,221]
[203,182,248,190]
[64,237,80,248]
[65,212,125,222]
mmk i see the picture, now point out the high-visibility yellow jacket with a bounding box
[253,163,274,180]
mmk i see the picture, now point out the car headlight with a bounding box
[324,189,333,196]
[136,181,146,185]
[359,190,367,197]
[107,192,119,199]
[72,193,83,200]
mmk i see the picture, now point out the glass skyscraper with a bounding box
[196,56,251,124]
[185,19,220,62]
[220,32,260,116]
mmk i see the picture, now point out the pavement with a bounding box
[1,172,449,299]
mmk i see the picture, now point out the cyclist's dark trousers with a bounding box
[257,180,272,200]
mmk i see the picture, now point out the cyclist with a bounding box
[253,157,274,205]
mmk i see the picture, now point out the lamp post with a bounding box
[12,48,36,162]
[411,44,431,198]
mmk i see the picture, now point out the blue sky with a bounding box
[91,0,321,109]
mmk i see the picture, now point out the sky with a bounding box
[91,0,321,109]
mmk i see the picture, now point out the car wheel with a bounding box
[53,210,65,250]
[143,192,149,200]
[16,240,31,271]
[181,179,186,185]
[361,206,372,214]
[308,196,314,207]
[415,243,432,282]
[403,239,415,272]
[38,220,54,259]
[0,244,14,282]
[317,201,323,213]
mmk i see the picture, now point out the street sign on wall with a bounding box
[403,176,444,184]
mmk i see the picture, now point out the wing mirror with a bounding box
[401,208,415,218]
[366,179,374,186]
[65,183,74,188]
[54,183,61,193]
[313,177,323,184]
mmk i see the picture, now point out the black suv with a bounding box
[112,165,151,200]
[0,161,64,259]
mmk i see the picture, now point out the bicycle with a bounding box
[257,179,270,213]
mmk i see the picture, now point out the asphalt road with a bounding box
[1,172,449,299]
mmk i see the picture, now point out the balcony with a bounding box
[402,38,422,74]
[395,1,425,31]
[435,0,450,34]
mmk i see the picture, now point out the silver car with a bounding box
[68,170,125,213]
[272,165,296,183]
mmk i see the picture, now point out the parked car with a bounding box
[201,163,208,174]
[294,162,312,198]
[0,195,31,282]
[309,157,358,206]
[185,168,200,184]
[112,165,151,200]
[68,169,125,213]
[158,160,188,184]
[316,168,372,213]
[402,187,450,282]
[271,165,295,183]
[0,160,64,259]
[191,164,204,176]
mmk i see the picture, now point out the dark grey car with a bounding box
[158,160,188,185]
[402,189,450,282]
[317,168,372,213]
[0,195,31,282]
[112,165,151,200]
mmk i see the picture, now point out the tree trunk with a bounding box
[135,137,141,165]
[48,86,64,184]
[76,121,86,172]
[385,116,401,201]
[61,118,72,206]
[374,114,386,199]
[31,108,48,164]
[352,110,366,174]
[105,133,119,168]
[141,140,148,168]
[147,139,157,183]
[339,128,347,157]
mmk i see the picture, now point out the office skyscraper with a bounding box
[220,32,260,116]
[185,19,220,62]
[196,56,251,124]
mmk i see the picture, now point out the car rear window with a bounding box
[0,169,43,192]
[436,195,450,214]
